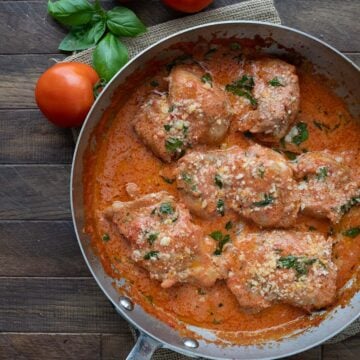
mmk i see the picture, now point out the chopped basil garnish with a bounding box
[102,233,110,242]
[277,255,317,277]
[316,166,328,181]
[257,166,265,178]
[214,174,223,188]
[283,150,298,160]
[150,80,159,87]
[343,227,360,238]
[159,202,174,215]
[308,226,317,231]
[143,251,159,260]
[209,230,223,241]
[252,193,274,207]
[291,122,309,146]
[181,172,192,184]
[268,77,284,87]
[210,230,231,255]
[340,195,360,215]
[217,199,225,216]
[168,104,175,112]
[225,221,233,230]
[147,232,159,245]
[229,42,241,50]
[165,137,183,153]
[225,75,257,107]
[201,73,213,86]
[160,175,175,184]
[164,124,171,132]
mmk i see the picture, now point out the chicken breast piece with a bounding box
[133,94,184,163]
[228,58,300,141]
[226,231,337,313]
[228,144,300,228]
[175,144,300,227]
[168,64,232,144]
[104,191,221,288]
[133,65,232,163]
[292,151,360,223]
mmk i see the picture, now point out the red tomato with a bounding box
[162,0,213,13]
[35,62,100,128]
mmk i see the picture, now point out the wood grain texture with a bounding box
[101,333,135,360]
[0,165,70,220]
[0,1,359,54]
[323,334,360,359]
[0,110,73,163]
[0,54,65,109]
[0,278,127,333]
[0,333,135,360]
[0,333,101,360]
[275,0,360,52]
[0,221,89,277]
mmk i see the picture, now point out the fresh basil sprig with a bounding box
[48,0,147,81]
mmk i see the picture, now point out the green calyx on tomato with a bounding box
[48,0,147,81]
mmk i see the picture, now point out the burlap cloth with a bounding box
[64,0,359,356]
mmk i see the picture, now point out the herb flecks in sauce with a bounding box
[201,73,213,86]
[165,137,183,153]
[225,75,257,107]
[252,193,274,207]
[217,199,225,216]
[285,122,309,146]
[214,174,223,188]
[343,227,360,238]
[210,231,231,255]
[102,233,110,242]
[316,166,328,181]
[159,202,174,215]
[143,250,159,260]
[268,77,284,87]
[277,255,317,277]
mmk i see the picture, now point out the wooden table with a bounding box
[0,0,359,359]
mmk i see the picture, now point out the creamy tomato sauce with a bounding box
[83,40,360,344]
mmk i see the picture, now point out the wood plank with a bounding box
[0,221,89,277]
[275,0,360,52]
[323,334,360,359]
[0,110,73,163]
[0,1,359,54]
[286,345,322,360]
[0,333,101,360]
[0,278,127,333]
[0,54,65,109]
[0,165,70,220]
[101,333,135,360]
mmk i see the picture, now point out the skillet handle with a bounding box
[126,332,162,360]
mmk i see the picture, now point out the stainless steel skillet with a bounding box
[71,21,360,360]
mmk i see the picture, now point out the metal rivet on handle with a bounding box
[183,338,199,349]
[119,296,134,311]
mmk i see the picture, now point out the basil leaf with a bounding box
[48,0,94,27]
[252,193,274,207]
[106,6,147,37]
[59,20,106,51]
[92,33,128,81]
[343,227,360,238]
[292,122,309,146]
